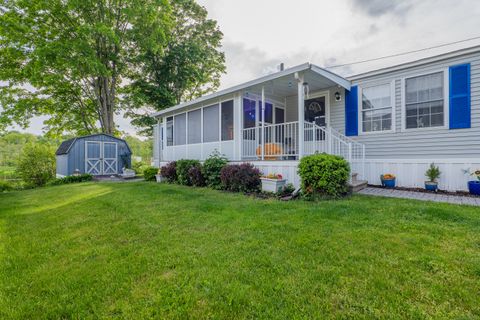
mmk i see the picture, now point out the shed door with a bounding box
[102,142,118,174]
[85,141,102,175]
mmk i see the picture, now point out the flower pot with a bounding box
[468,181,480,196]
[382,178,396,189]
[261,178,287,193]
[155,174,164,183]
[425,181,438,192]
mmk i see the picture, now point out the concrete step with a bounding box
[349,180,368,193]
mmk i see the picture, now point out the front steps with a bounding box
[349,173,368,193]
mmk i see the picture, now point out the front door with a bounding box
[304,96,328,127]
[85,141,118,175]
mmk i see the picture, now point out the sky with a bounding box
[11,0,480,136]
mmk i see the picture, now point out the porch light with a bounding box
[334,91,342,101]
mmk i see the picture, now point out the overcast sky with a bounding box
[12,0,480,136]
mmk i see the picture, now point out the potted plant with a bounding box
[260,173,287,193]
[425,163,441,192]
[468,169,480,196]
[380,174,396,188]
[155,168,164,183]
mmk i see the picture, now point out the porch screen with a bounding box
[188,109,201,144]
[174,113,186,145]
[221,100,234,141]
[258,101,273,123]
[203,104,219,142]
[166,117,174,146]
[243,98,256,128]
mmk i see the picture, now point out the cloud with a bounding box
[351,0,412,17]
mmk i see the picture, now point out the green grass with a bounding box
[1,182,479,319]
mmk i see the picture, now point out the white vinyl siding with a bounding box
[331,51,480,159]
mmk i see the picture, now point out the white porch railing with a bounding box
[241,121,366,177]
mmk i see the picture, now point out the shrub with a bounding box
[188,165,205,187]
[160,161,177,183]
[298,154,350,199]
[176,159,201,185]
[132,161,148,174]
[202,150,228,189]
[143,166,158,181]
[49,174,93,186]
[16,143,56,187]
[0,180,14,192]
[220,163,261,193]
[277,183,296,197]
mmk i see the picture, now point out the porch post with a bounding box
[297,73,305,158]
[261,86,265,161]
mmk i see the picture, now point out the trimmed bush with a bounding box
[202,150,228,189]
[188,165,205,187]
[160,161,177,183]
[49,174,93,186]
[220,163,261,193]
[176,159,201,185]
[143,167,158,181]
[16,143,56,187]
[298,154,350,199]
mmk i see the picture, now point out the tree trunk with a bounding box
[94,76,115,135]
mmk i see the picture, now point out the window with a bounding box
[203,104,219,142]
[174,113,186,145]
[188,109,201,144]
[405,72,444,129]
[361,83,392,133]
[166,116,173,146]
[258,101,273,123]
[221,100,234,141]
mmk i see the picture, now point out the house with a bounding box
[152,46,480,191]
[56,134,132,177]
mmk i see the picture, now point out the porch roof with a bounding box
[152,63,351,118]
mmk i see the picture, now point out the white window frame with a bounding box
[401,68,449,132]
[358,80,395,135]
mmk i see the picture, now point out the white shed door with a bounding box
[85,141,102,175]
[102,142,118,174]
[85,141,118,175]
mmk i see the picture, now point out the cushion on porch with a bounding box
[256,143,283,160]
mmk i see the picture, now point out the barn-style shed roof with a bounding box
[55,133,132,155]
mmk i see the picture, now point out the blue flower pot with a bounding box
[468,181,480,196]
[425,182,438,192]
[382,178,396,188]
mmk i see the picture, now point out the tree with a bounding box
[125,0,225,136]
[0,0,172,136]
[16,143,56,187]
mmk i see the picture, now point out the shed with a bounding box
[56,134,132,176]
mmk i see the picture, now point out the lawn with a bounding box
[1,182,479,319]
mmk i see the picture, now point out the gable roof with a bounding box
[152,63,351,118]
[55,133,132,155]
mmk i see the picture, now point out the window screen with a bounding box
[188,109,201,144]
[243,98,256,128]
[174,113,186,145]
[203,104,219,142]
[405,72,444,129]
[221,100,234,141]
[166,116,173,146]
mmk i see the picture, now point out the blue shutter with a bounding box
[449,63,471,129]
[345,86,358,136]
